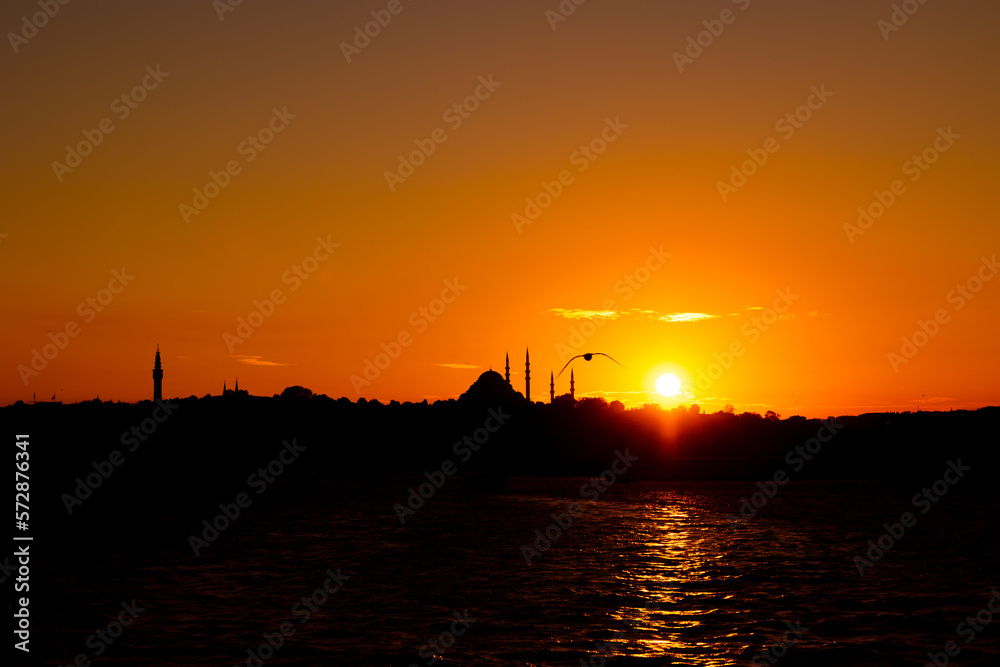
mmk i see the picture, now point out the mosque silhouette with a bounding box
[151,345,247,401]
[458,349,576,406]
[151,346,576,404]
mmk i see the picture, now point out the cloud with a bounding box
[435,363,479,369]
[549,308,724,323]
[231,355,291,366]
[656,312,721,323]
[548,308,620,320]
[909,396,954,404]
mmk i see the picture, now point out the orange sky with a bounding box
[2,0,998,416]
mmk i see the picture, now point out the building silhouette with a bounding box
[490,348,580,404]
[152,345,163,401]
[499,349,532,401]
[462,349,537,405]
[223,378,249,398]
[524,347,530,402]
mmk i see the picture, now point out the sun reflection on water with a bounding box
[595,493,750,666]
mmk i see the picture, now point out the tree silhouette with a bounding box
[280,385,314,400]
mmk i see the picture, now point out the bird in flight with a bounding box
[557,352,624,378]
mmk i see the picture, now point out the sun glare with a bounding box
[656,373,682,397]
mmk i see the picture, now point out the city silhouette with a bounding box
[5,1,999,664]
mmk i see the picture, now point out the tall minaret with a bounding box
[505,352,510,384]
[524,347,530,402]
[549,371,555,403]
[152,344,163,402]
[570,368,575,400]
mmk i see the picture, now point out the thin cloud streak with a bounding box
[232,355,291,366]
[549,308,724,323]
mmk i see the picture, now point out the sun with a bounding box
[656,373,682,397]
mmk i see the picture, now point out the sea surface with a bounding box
[33,477,1000,666]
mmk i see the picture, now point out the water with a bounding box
[34,478,1000,666]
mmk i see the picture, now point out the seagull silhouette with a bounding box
[557,352,623,378]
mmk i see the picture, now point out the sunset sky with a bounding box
[2,0,998,416]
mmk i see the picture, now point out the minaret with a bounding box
[152,344,163,402]
[549,371,555,403]
[524,347,530,402]
[505,352,510,384]
[235,377,239,393]
[570,368,575,400]
[223,381,227,395]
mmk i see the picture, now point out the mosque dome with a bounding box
[473,370,507,391]
[459,368,525,405]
